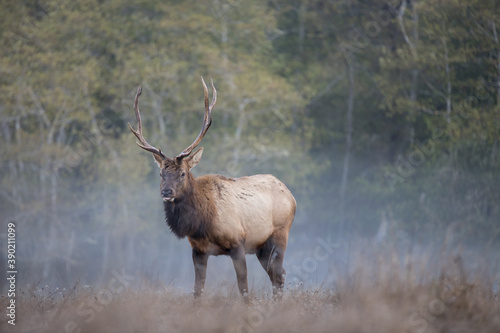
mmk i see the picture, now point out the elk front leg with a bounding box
[230,245,249,302]
[192,249,208,297]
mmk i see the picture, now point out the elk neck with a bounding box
[163,173,216,239]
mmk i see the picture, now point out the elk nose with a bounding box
[161,189,173,198]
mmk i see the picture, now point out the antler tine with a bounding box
[176,77,217,160]
[208,78,217,110]
[128,85,166,158]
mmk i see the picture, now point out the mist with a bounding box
[1,0,500,332]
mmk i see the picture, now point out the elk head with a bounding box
[128,78,217,203]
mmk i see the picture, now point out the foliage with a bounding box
[0,0,499,286]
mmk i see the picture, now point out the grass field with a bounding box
[2,252,499,333]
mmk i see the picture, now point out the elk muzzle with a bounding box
[161,188,175,202]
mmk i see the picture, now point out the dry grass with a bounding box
[2,255,500,333]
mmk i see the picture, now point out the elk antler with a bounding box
[128,86,166,159]
[176,77,217,160]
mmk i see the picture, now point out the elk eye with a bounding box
[181,172,186,178]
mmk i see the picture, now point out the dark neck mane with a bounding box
[163,177,215,239]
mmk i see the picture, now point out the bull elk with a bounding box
[128,78,296,300]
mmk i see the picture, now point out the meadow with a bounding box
[3,249,499,333]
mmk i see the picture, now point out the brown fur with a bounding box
[159,156,296,299]
[129,79,296,300]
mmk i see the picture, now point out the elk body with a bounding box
[129,78,296,299]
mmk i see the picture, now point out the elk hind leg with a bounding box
[257,237,286,296]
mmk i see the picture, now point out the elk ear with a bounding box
[153,153,163,169]
[186,147,203,170]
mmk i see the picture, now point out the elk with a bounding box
[128,78,296,300]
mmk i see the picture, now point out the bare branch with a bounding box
[397,0,418,60]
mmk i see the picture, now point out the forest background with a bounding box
[0,0,499,290]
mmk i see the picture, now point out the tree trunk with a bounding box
[232,98,255,166]
[442,37,452,123]
[398,0,419,145]
[298,2,306,56]
[339,59,354,234]
[492,22,500,104]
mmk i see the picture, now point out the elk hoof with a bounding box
[193,289,204,298]
[242,292,250,304]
